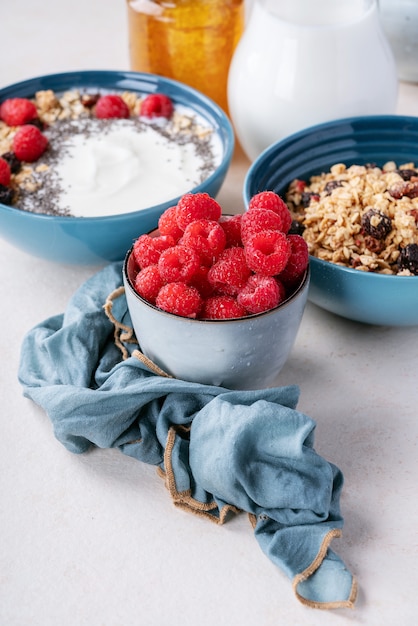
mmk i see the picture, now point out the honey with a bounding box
[126,0,245,114]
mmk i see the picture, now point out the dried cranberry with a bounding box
[81,93,100,108]
[398,244,418,275]
[363,236,385,254]
[361,209,392,239]
[389,181,418,199]
[410,209,418,225]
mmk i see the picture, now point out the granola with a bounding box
[286,161,418,275]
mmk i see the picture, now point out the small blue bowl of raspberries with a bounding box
[123,190,310,390]
[0,70,234,265]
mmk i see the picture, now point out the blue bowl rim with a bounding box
[0,69,235,223]
[243,113,418,204]
[244,113,418,281]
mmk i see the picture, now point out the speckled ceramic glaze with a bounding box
[123,247,310,390]
[0,71,234,265]
[244,115,418,326]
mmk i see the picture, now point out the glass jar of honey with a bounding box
[126,0,245,114]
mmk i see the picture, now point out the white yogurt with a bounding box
[51,117,222,218]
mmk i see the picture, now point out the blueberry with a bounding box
[0,184,14,205]
[1,151,21,174]
[24,118,46,131]
[288,219,305,235]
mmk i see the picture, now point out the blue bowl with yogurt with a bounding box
[0,70,234,265]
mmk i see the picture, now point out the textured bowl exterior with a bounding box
[244,115,418,326]
[309,257,418,326]
[0,71,234,265]
[123,248,310,390]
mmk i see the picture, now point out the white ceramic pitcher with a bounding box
[378,0,418,83]
[228,0,398,160]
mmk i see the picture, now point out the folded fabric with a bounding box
[18,262,357,609]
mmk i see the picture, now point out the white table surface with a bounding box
[1,2,418,625]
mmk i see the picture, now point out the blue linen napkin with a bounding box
[18,262,357,609]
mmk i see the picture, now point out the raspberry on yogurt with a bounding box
[95,94,130,119]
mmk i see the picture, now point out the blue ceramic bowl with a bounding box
[0,70,234,265]
[244,115,418,326]
[123,235,310,390]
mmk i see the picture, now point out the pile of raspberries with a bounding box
[130,191,309,319]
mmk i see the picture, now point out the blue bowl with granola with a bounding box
[0,70,234,265]
[244,115,418,326]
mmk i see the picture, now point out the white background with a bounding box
[1,1,418,625]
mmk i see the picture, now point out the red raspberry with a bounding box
[241,208,284,244]
[189,264,214,299]
[176,193,222,231]
[244,230,291,276]
[0,157,11,186]
[237,274,286,314]
[158,244,200,283]
[12,125,48,162]
[158,205,183,241]
[219,214,243,247]
[248,191,293,233]
[139,94,174,119]
[278,234,309,286]
[180,219,226,265]
[134,265,165,304]
[156,282,202,318]
[133,233,175,269]
[202,295,247,320]
[0,97,38,126]
[95,94,130,119]
[207,247,252,296]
